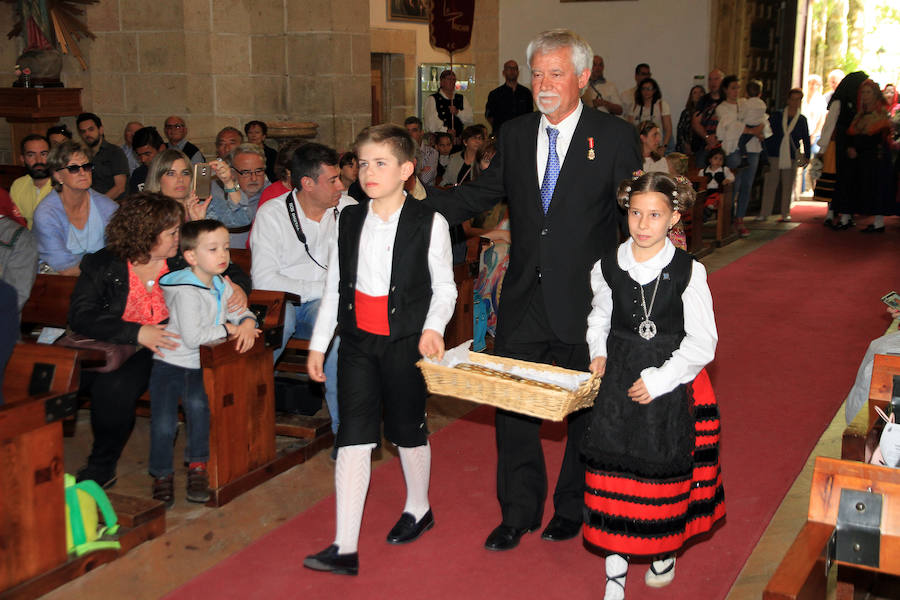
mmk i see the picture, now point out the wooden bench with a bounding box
[689,174,737,250]
[764,457,900,600]
[19,272,331,508]
[0,344,165,600]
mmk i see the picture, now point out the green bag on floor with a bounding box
[64,474,121,556]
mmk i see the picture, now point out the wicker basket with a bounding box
[417,352,601,421]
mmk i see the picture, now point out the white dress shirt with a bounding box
[586,238,718,400]
[423,91,474,134]
[310,199,457,353]
[249,190,356,300]
[536,101,584,187]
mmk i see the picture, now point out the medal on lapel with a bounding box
[587,137,595,161]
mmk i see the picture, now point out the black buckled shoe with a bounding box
[484,523,537,551]
[540,514,582,541]
[303,544,359,576]
[386,509,434,544]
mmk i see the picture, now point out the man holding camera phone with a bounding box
[205,143,269,247]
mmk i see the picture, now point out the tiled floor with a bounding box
[42,212,859,599]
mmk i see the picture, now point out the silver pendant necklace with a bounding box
[638,272,663,340]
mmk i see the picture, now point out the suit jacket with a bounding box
[424,105,641,344]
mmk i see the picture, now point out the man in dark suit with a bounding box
[424,29,641,551]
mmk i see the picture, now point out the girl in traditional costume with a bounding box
[581,172,725,599]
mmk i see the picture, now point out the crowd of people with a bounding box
[3,24,898,600]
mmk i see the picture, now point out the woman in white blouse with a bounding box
[627,78,672,149]
[638,121,671,174]
[714,75,767,237]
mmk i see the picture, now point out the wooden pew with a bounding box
[0,344,165,600]
[764,457,900,600]
[689,174,736,249]
[19,273,329,508]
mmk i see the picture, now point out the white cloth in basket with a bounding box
[425,340,591,392]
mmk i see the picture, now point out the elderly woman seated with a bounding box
[32,141,118,275]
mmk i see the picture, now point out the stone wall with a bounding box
[0,0,371,161]
[0,0,499,164]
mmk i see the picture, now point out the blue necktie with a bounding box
[540,127,560,215]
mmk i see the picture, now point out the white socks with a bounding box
[332,442,432,553]
[874,215,885,228]
[604,554,628,600]
[333,443,374,554]
[840,213,850,225]
[399,443,431,521]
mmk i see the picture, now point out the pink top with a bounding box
[121,261,169,325]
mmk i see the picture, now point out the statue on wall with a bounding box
[5,0,100,84]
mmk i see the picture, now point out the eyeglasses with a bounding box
[58,162,94,174]
[233,167,265,177]
[165,123,185,129]
[641,86,655,92]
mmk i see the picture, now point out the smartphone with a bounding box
[192,163,212,199]
[882,291,900,311]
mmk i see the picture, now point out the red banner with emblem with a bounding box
[428,0,475,55]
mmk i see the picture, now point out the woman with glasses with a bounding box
[627,78,673,149]
[32,141,118,275]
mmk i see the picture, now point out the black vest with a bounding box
[432,92,464,134]
[337,198,435,340]
[182,141,201,159]
[601,247,693,341]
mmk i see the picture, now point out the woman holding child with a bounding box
[715,75,767,237]
[69,193,253,491]
[68,193,185,488]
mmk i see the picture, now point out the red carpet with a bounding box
[167,219,900,599]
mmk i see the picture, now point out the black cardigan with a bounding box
[68,248,252,344]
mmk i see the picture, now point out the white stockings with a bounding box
[332,442,432,553]
[604,553,628,600]
[399,443,431,521]
[333,444,374,554]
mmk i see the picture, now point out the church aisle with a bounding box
[47,207,899,600]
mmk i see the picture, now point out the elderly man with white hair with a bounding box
[423,28,640,554]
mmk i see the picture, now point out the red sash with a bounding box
[355,289,390,335]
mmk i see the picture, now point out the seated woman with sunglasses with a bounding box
[32,141,118,275]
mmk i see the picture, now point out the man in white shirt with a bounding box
[423,70,473,146]
[404,116,438,186]
[250,143,356,435]
[581,55,623,115]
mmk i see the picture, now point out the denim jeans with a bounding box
[727,150,760,219]
[277,299,339,434]
[148,360,210,478]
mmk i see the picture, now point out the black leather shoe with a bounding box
[386,509,434,544]
[303,544,359,575]
[484,523,536,551]
[541,514,582,541]
[861,225,885,233]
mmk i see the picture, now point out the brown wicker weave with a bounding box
[417,352,601,421]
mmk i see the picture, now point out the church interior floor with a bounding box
[46,208,872,599]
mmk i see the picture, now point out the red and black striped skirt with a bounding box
[583,368,725,557]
